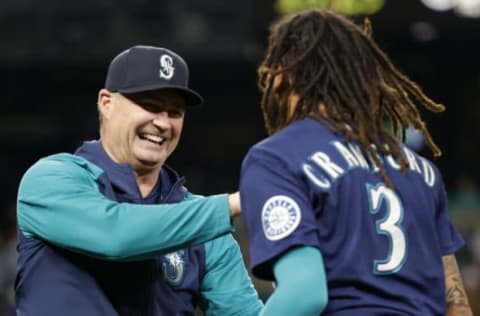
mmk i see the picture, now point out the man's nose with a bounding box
[152,111,171,129]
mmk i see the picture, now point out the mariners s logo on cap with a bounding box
[104,45,204,106]
[262,195,301,241]
[159,54,175,80]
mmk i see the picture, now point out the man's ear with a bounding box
[98,89,113,119]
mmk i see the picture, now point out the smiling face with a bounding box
[98,88,186,175]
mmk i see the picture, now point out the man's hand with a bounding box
[228,192,241,218]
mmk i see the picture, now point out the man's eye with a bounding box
[139,103,158,112]
[168,110,184,118]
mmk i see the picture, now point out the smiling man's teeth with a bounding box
[141,133,164,144]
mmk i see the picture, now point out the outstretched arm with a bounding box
[442,254,473,316]
[17,154,235,261]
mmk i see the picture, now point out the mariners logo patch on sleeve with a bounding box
[262,195,301,241]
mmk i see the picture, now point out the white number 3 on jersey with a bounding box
[367,183,407,274]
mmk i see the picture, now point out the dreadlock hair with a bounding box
[258,9,445,187]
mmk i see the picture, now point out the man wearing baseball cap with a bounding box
[15,45,263,315]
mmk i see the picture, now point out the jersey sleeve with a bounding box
[240,148,324,281]
[432,165,465,255]
[261,246,328,316]
[17,154,233,261]
[199,234,263,316]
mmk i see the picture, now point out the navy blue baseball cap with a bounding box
[105,45,203,107]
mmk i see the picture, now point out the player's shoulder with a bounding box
[398,143,442,174]
[404,144,440,166]
[259,118,330,145]
[248,119,333,160]
[392,143,445,190]
[23,153,104,180]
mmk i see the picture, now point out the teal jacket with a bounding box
[16,141,262,315]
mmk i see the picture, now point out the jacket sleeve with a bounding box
[17,154,233,261]
[199,234,264,316]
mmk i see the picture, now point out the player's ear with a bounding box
[98,89,114,119]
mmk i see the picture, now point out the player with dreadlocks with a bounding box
[240,9,472,315]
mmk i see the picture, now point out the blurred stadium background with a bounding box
[0,0,479,314]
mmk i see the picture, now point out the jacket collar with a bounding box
[74,140,185,202]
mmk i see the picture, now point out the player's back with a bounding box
[242,118,464,315]
[311,143,449,315]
